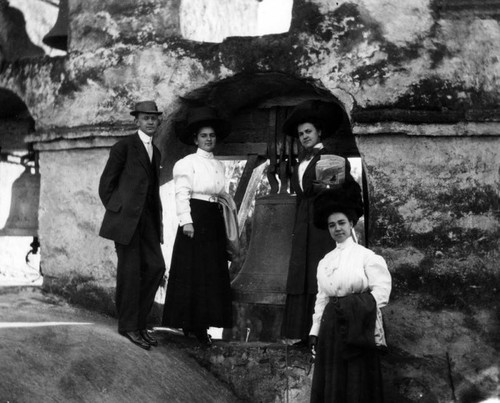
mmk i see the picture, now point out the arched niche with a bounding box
[0,88,35,156]
[0,88,40,285]
[158,72,370,244]
[158,73,358,179]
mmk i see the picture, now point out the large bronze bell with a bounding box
[0,166,40,237]
[232,193,296,304]
[228,106,299,341]
[42,0,68,51]
[230,193,296,341]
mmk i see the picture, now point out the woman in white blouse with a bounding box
[309,185,392,403]
[162,107,233,346]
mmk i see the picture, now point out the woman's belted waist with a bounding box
[191,193,219,203]
[329,296,345,303]
[329,292,369,304]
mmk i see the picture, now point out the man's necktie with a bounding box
[145,140,153,162]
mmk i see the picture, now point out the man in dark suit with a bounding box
[99,100,166,350]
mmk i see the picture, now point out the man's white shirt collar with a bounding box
[138,130,152,144]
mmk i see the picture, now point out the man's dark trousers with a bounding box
[115,202,164,333]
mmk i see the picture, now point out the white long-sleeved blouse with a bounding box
[309,236,392,336]
[173,148,226,226]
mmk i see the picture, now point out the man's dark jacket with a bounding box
[98,133,163,245]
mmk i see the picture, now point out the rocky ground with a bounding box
[0,286,241,403]
[1,249,499,402]
[2,284,500,403]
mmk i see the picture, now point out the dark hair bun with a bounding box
[313,180,363,229]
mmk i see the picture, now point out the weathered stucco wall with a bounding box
[39,148,110,278]
[358,133,499,314]
[2,0,500,129]
[356,133,500,400]
[38,147,116,312]
[360,135,499,249]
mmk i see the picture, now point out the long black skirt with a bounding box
[162,199,233,330]
[310,295,384,403]
[281,293,316,340]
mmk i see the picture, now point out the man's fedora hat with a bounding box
[130,100,163,116]
[176,106,231,145]
[282,100,344,138]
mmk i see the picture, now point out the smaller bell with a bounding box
[42,0,68,51]
[0,166,40,237]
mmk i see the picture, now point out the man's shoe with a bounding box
[140,329,158,346]
[120,330,151,350]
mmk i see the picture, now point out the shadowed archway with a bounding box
[157,72,358,185]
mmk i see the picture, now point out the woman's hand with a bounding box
[183,223,194,238]
[308,335,318,358]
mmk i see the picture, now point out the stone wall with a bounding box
[38,146,116,313]
[360,135,499,250]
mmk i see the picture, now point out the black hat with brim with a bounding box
[130,100,163,116]
[313,180,364,229]
[175,106,231,145]
[283,100,344,138]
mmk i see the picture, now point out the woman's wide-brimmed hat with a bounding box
[313,180,364,229]
[176,106,231,145]
[130,100,163,116]
[282,100,344,138]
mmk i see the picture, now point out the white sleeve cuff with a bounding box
[178,214,193,227]
[309,324,320,336]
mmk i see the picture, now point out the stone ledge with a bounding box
[25,123,136,151]
[353,121,500,137]
[27,123,136,143]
